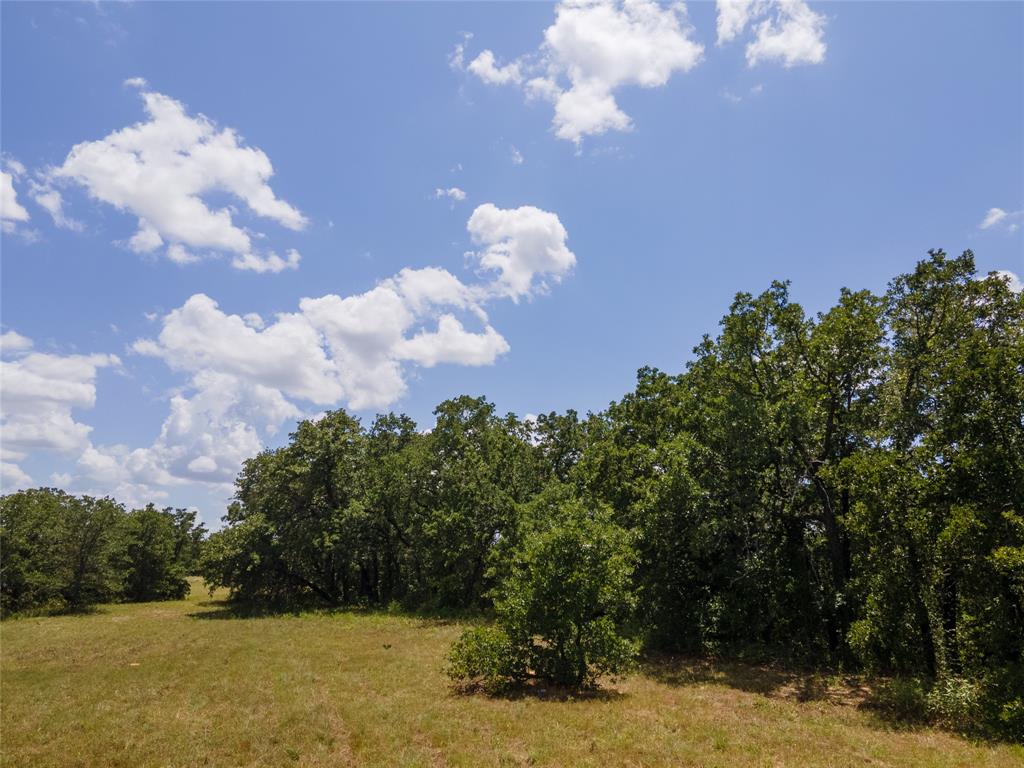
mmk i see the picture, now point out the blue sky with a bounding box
[1,1,1021,525]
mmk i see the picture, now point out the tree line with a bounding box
[1,250,1020,737]
[0,490,205,613]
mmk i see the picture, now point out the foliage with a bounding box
[119,504,191,601]
[448,497,638,690]
[0,489,205,615]
[8,251,1019,733]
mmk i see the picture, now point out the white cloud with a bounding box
[0,334,119,487]
[980,208,1008,229]
[242,312,265,330]
[468,50,524,85]
[462,0,704,145]
[29,181,83,231]
[48,86,307,271]
[716,0,756,44]
[0,330,33,354]
[132,293,343,405]
[231,248,302,273]
[511,146,525,165]
[40,204,573,503]
[1,167,30,231]
[467,203,576,300]
[395,314,510,367]
[434,187,467,202]
[448,32,473,71]
[1,461,33,491]
[716,0,827,67]
[979,207,1023,232]
[994,270,1023,294]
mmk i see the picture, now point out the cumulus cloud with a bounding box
[1,461,33,491]
[34,203,573,503]
[716,0,827,67]
[467,203,576,300]
[0,330,33,354]
[460,0,704,145]
[46,85,307,270]
[132,293,343,405]
[979,207,1022,233]
[468,50,524,85]
[0,333,120,490]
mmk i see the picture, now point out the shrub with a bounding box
[446,626,527,693]
[926,676,983,732]
[447,498,638,691]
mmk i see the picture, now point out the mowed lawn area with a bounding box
[2,580,1020,768]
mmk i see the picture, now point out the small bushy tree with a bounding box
[448,496,638,691]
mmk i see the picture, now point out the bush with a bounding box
[447,498,638,691]
[926,676,984,733]
[446,626,527,693]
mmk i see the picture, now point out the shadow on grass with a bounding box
[643,651,873,706]
[451,678,627,703]
[187,598,467,626]
[2,604,106,621]
[639,652,1019,742]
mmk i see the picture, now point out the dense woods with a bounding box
[2,250,1021,738]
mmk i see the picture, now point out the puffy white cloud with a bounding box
[395,315,510,367]
[463,0,704,144]
[994,270,1023,294]
[511,146,525,165]
[0,330,33,354]
[132,293,343,405]
[48,86,307,270]
[467,203,576,300]
[81,370,301,490]
[716,0,827,67]
[1,461,32,491]
[468,50,524,85]
[40,204,573,503]
[0,333,119,486]
[716,0,755,44]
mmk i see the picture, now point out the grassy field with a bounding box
[2,579,1020,767]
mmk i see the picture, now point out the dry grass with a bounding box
[2,579,1020,767]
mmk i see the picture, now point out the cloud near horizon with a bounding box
[1,203,576,505]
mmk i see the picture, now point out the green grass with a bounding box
[2,579,1020,767]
